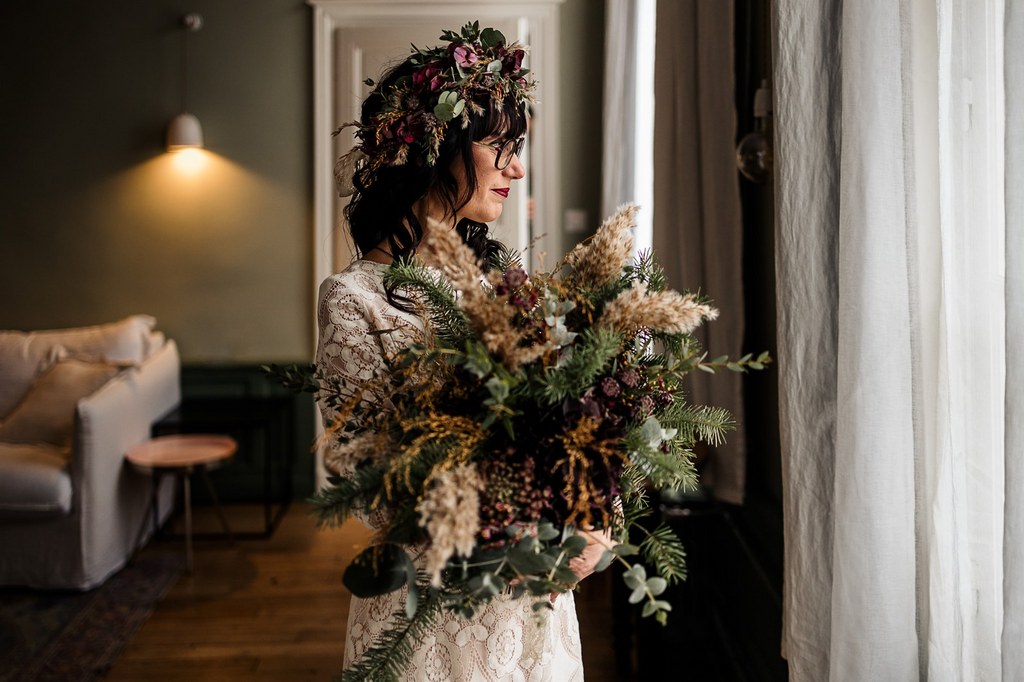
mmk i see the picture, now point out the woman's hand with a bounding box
[551,527,615,602]
[568,527,615,582]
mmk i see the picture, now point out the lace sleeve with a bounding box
[315,277,387,445]
[314,266,424,466]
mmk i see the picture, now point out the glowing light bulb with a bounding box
[171,148,208,175]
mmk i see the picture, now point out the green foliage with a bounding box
[659,403,735,448]
[638,523,688,585]
[260,363,320,394]
[626,443,698,492]
[491,245,523,273]
[337,588,443,682]
[624,249,667,292]
[308,466,385,528]
[383,259,469,345]
[344,544,415,598]
[537,327,622,404]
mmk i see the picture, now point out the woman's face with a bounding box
[452,135,526,224]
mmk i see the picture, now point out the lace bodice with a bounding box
[314,259,584,681]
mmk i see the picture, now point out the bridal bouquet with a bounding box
[268,205,768,681]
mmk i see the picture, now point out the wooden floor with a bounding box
[107,502,619,681]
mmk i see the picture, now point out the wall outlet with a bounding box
[565,209,588,234]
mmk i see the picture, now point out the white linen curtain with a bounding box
[1003,2,1024,677]
[774,0,1021,678]
[601,0,656,252]
[651,0,746,504]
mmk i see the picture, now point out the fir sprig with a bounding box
[383,258,469,344]
[338,587,443,682]
[638,523,688,585]
[308,467,385,528]
[537,327,622,404]
[659,403,734,447]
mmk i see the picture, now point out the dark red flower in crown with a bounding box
[503,49,525,74]
[412,63,444,92]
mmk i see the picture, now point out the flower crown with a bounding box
[336,21,536,187]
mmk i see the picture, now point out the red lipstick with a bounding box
[492,188,510,198]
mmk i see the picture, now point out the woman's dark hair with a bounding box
[344,58,527,281]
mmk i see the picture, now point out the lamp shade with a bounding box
[166,113,204,150]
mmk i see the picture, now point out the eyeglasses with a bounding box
[473,136,526,170]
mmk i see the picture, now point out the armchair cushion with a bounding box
[0,357,122,448]
[0,442,72,516]
[0,315,156,418]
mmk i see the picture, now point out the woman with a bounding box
[315,23,603,681]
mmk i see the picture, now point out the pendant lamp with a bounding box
[167,13,204,151]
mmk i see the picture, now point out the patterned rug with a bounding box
[0,551,183,682]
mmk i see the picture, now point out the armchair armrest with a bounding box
[72,340,181,577]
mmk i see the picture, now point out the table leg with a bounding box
[198,465,234,542]
[183,467,193,573]
[131,469,161,555]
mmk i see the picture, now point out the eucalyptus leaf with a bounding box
[612,543,640,557]
[480,27,505,47]
[642,601,658,617]
[537,523,560,541]
[509,547,555,575]
[434,103,455,122]
[594,549,616,573]
[554,565,579,584]
[646,577,668,596]
[343,543,411,598]
[561,535,588,556]
[629,585,646,604]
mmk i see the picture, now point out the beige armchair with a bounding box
[0,316,180,589]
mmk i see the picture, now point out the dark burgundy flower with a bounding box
[412,64,445,93]
[503,49,525,74]
[619,367,641,389]
[601,377,621,398]
[395,113,427,144]
[503,267,528,288]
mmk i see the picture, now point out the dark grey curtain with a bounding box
[653,0,746,504]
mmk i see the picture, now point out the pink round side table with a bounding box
[127,434,237,572]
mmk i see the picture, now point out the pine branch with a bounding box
[624,249,667,292]
[491,245,523,273]
[261,362,321,394]
[337,587,443,682]
[538,327,622,404]
[383,260,469,344]
[658,403,735,447]
[627,446,698,492]
[638,523,688,585]
[618,466,652,530]
[309,466,385,528]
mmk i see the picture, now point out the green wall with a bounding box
[0,0,603,363]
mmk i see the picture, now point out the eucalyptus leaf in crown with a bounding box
[337,20,536,172]
[265,204,771,681]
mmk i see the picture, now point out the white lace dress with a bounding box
[315,259,584,682]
